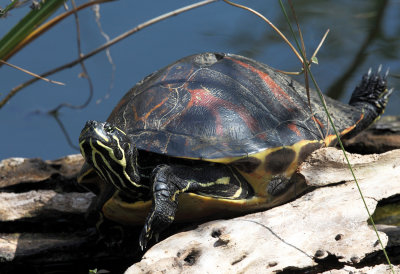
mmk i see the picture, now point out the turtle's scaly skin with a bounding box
[78,53,390,249]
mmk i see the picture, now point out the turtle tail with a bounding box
[347,66,392,137]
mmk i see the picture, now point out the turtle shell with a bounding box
[107,52,363,160]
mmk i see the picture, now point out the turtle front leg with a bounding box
[139,165,182,249]
[139,163,250,249]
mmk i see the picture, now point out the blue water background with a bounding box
[1,0,399,160]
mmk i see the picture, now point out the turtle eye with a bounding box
[104,124,113,133]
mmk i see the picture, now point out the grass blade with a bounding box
[277,1,393,272]
[0,0,65,60]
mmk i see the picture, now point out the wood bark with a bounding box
[126,148,400,273]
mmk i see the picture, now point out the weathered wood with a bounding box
[0,190,93,221]
[298,146,400,187]
[0,155,141,273]
[126,148,400,273]
[0,154,83,188]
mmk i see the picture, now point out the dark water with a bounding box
[372,201,400,226]
[1,0,399,160]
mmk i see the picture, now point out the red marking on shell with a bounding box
[287,123,301,137]
[256,132,268,141]
[324,113,364,146]
[227,57,296,111]
[186,87,259,136]
[133,95,169,122]
[312,116,325,129]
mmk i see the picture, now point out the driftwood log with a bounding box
[126,148,400,273]
[0,116,400,273]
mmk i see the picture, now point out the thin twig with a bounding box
[51,0,93,112]
[288,1,309,98]
[0,0,218,108]
[277,0,325,141]
[48,110,80,150]
[310,29,331,139]
[0,0,19,18]
[311,29,330,62]
[45,0,92,152]
[222,0,303,63]
[0,59,65,85]
[92,3,116,102]
[270,29,330,77]
[288,0,327,140]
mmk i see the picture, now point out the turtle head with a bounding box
[79,120,141,191]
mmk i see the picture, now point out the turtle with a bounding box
[78,52,390,249]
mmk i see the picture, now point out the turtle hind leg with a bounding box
[349,67,391,127]
[139,164,250,249]
[344,67,392,140]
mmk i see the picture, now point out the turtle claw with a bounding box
[139,223,152,250]
[385,68,390,79]
[377,64,382,74]
[139,233,147,251]
[386,88,394,99]
[139,234,146,251]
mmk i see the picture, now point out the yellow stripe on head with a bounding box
[94,128,110,142]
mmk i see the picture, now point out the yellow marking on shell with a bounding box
[324,126,355,146]
[186,139,322,197]
[102,191,272,226]
[174,139,325,197]
[323,113,364,146]
[94,128,109,142]
[239,139,323,196]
